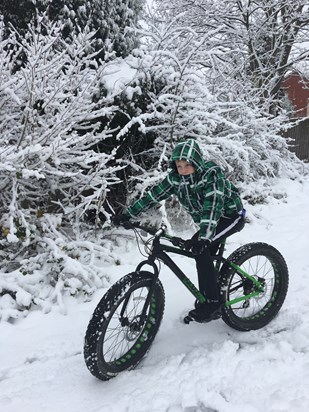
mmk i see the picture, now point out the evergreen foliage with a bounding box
[0,0,144,60]
[0,0,36,34]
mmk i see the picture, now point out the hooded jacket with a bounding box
[126,139,243,241]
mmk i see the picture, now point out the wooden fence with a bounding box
[282,118,309,161]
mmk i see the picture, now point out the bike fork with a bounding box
[119,259,159,327]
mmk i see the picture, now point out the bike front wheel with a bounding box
[84,271,165,380]
[219,242,289,331]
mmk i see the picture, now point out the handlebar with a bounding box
[118,221,187,249]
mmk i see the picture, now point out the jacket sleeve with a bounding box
[126,174,174,218]
[199,169,225,241]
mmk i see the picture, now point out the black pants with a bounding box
[194,213,245,302]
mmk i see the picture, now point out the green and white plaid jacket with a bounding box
[126,139,243,241]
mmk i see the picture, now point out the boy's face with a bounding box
[175,160,195,176]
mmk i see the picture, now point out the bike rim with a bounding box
[227,254,276,319]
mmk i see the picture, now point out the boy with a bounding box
[112,139,245,323]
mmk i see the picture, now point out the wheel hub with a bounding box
[122,316,144,341]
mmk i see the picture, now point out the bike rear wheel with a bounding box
[219,242,289,331]
[84,271,165,380]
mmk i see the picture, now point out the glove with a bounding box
[185,236,210,255]
[171,237,185,248]
[111,213,130,226]
[184,231,199,251]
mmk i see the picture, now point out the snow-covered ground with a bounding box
[1,176,309,412]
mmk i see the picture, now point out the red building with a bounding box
[282,72,309,118]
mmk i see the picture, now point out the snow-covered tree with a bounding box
[153,0,309,115]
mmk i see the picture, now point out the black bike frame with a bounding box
[135,236,265,308]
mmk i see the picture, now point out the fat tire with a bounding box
[84,271,165,380]
[219,242,289,331]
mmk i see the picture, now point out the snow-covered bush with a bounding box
[0,15,124,228]
[0,214,117,322]
[0,16,128,320]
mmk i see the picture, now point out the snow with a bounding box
[1,176,309,412]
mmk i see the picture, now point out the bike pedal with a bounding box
[183,308,222,324]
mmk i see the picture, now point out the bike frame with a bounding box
[135,234,265,309]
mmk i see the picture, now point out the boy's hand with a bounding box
[184,238,210,255]
[111,214,130,226]
[171,237,186,248]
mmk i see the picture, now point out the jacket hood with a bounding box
[171,139,205,174]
